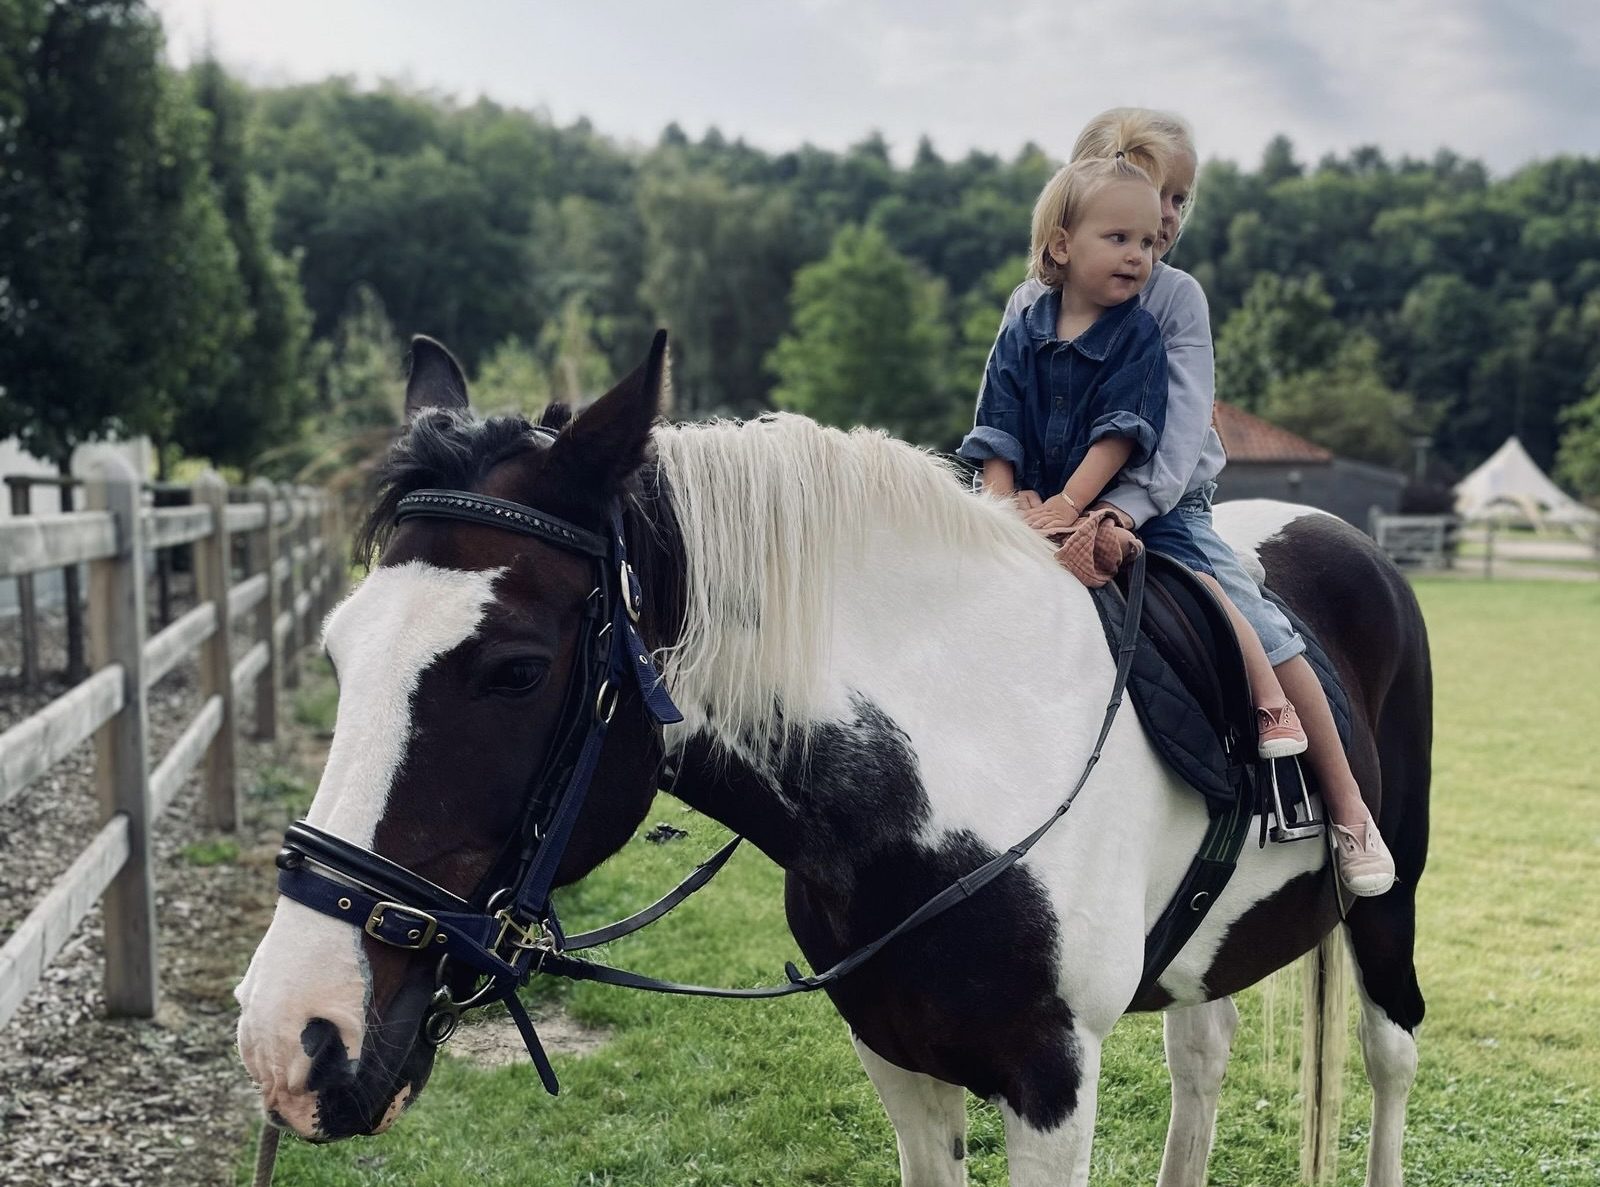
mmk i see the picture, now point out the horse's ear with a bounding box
[544,330,667,497]
[405,335,469,422]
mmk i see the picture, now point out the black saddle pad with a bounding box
[1089,552,1352,813]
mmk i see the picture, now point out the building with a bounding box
[1210,403,1406,530]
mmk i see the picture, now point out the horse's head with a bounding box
[236,333,673,1140]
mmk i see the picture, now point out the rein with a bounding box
[269,483,1147,1107]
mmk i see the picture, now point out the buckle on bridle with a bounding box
[493,908,550,955]
[365,901,439,950]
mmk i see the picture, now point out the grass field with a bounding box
[243,580,1599,1186]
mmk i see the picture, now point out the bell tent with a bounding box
[1453,437,1599,529]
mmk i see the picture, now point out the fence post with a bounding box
[7,479,40,690]
[249,479,281,741]
[193,472,238,830]
[279,483,302,690]
[87,455,157,1017]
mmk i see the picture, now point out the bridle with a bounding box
[275,484,685,1093]
[268,477,1150,1110]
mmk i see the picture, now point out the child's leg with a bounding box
[1194,572,1286,706]
[1276,655,1365,830]
[1193,572,1307,757]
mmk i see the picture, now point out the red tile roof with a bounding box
[1214,402,1333,463]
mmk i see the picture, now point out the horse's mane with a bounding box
[356,407,1058,761]
[654,413,1056,759]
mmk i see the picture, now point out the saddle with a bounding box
[1088,551,1353,1002]
[1089,552,1353,814]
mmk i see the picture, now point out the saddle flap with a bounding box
[1091,552,1256,811]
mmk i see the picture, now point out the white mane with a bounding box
[653,413,1057,759]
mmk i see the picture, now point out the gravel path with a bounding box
[0,596,332,1186]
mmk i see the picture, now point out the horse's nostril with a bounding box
[300,1017,354,1091]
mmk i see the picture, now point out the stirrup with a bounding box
[1266,754,1323,843]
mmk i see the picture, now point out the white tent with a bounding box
[1453,436,1599,528]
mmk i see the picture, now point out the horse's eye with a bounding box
[488,658,549,696]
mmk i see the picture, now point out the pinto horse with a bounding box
[236,334,1430,1186]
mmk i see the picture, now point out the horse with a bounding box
[235,333,1431,1186]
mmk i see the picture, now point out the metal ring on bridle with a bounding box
[621,560,641,623]
[595,680,619,723]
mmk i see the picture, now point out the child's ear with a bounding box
[1047,226,1071,266]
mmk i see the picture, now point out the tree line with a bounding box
[3,1,1599,503]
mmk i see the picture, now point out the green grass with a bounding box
[293,658,340,737]
[180,838,240,866]
[243,581,1600,1185]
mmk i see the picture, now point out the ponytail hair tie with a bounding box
[1115,150,1126,159]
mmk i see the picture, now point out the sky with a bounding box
[150,0,1600,173]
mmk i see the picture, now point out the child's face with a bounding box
[1048,180,1161,307]
[1156,150,1197,259]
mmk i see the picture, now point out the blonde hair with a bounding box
[1027,155,1157,287]
[1075,107,1199,241]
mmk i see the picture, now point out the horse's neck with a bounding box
[662,516,1130,872]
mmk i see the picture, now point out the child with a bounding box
[961,150,1310,767]
[993,109,1394,897]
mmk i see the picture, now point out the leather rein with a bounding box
[270,483,1149,1100]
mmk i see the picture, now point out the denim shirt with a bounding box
[958,288,1167,502]
[1001,265,1225,527]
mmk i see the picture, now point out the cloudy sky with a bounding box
[151,0,1599,173]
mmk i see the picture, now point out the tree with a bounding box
[1555,383,1600,503]
[1214,274,1343,410]
[171,57,312,475]
[1259,134,1304,185]
[639,167,820,416]
[265,285,402,487]
[472,337,549,417]
[1257,334,1420,468]
[767,224,960,446]
[0,0,246,471]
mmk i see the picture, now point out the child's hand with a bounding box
[1012,490,1043,511]
[1023,493,1080,537]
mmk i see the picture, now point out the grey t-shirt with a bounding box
[1000,262,1225,527]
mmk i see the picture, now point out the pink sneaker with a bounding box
[1257,702,1309,759]
[1329,814,1396,897]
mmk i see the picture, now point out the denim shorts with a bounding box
[1138,506,1216,577]
[1174,483,1306,666]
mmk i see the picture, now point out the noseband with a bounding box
[275,485,684,1093]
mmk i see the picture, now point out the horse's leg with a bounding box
[853,1035,969,1187]
[1000,1028,1102,1187]
[1155,996,1239,1187]
[1346,890,1425,1187]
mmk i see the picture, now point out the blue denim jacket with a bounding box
[958,288,1167,501]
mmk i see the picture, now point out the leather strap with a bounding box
[396,489,608,557]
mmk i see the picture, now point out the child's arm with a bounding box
[1024,320,1167,536]
[958,316,1033,500]
[1022,438,1133,534]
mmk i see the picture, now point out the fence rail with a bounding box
[0,462,345,1029]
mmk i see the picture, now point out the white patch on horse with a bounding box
[1211,499,1333,585]
[234,561,502,1137]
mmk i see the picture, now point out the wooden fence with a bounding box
[0,458,344,1027]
